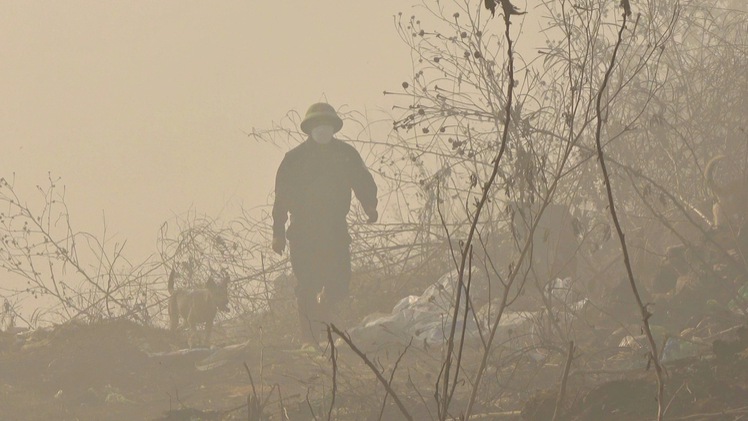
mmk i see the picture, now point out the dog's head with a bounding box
[706,155,748,228]
[206,277,231,313]
[719,180,748,225]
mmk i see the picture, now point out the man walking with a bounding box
[272,102,378,347]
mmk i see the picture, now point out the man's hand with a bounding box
[272,236,286,255]
[365,207,378,224]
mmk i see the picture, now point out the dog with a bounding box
[167,269,230,347]
[705,155,748,229]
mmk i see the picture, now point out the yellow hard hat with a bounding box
[300,102,343,134]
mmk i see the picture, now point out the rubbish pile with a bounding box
[345,270,589,353]
[343,263,748,366]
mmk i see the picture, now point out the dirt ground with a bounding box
[2,313,748,420]
[2,263,748,420]
[0,313,339,421]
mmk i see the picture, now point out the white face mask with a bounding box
[311,124,334,144]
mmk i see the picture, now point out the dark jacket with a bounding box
[272,138,378,243]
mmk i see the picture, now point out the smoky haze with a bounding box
[1,1,409,260]
[1,1,747,420]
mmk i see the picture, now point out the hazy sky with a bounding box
[1,1,411,260]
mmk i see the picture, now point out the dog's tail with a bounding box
[168,293,179,331]
[705,155,727,197]
[167,268,178,294]
[167,269,179,331]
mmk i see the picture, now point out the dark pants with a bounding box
[289,236,351,343]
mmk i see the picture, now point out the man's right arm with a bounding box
[272,155,291,252]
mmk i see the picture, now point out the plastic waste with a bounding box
[661,337,701,362]
[348,270,586,352]
[727,283,748,315]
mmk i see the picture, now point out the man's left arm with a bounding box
[348,148,378,223]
